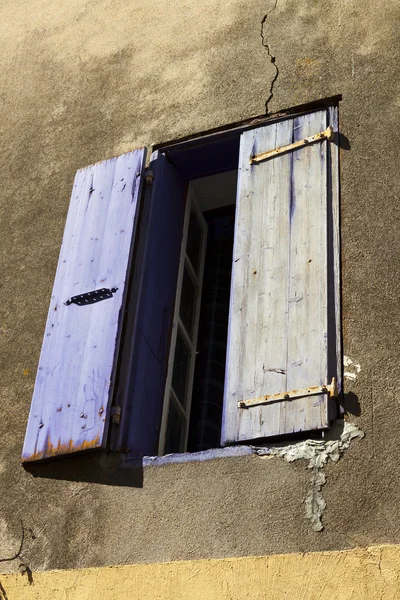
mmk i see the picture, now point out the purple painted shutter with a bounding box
[22,149,146,462]
[111,151,186,456]
[222,109,340,444]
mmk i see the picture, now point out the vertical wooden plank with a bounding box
[284,110,329,433]
[222,119,293,444]
[22,149,146,462]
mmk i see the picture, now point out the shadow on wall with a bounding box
[23,451,144,488]
[342,392,361,416]
[335,132,351,150]
[22,392,360,486]
[22,394,361,486]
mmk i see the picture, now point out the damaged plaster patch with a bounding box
[344,355,361,381]
[306,468,326,532]
[254,421,365,531]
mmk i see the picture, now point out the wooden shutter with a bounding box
[222,109,340,444]
[111,151,186,456]
[22,149,146,462]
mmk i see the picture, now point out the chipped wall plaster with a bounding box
[138,421,365,533]
[254,421,365,531]
[344,355,361,381]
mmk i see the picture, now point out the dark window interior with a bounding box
[188,205,236,452]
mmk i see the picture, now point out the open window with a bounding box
[160,173,238,454]
[22,98,341,462]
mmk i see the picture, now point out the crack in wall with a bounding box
[261,0,279,113]
[254,421,365,532]
[0,522,35,585]
[0,581,8,600]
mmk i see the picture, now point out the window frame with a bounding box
[158,185,208,454]
[22,95,342,463]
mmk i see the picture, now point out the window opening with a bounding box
[188,203,236,452]
[159,171,238,455]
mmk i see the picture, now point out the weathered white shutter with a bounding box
[222,109,339,444]
[22,149,146,462]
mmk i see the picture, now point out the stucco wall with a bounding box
[1,546,400,599]
[1,0,399,576]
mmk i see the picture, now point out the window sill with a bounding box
[122,445,255,468]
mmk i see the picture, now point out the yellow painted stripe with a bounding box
[0,545,399,599]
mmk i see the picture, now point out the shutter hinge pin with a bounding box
[110,405,122,425]
[145,170,154,185]
[238,377,338,408]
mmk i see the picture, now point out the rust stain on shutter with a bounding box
[23,434,101,463]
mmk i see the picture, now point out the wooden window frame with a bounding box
[158,186,208,454]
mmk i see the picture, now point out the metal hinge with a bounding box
[145,170,154,185]
[111,405,122,425]
[238,377,338,409]
[250,126,334,164]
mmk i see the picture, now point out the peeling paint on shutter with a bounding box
[22,149,146,462]
[222,109,340,444]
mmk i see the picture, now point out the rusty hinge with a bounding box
[250,126,334,164]
[238,377,338,408]
[111,405,122,425]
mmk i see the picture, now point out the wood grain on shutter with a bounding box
[222,110,333,444]
[22,149,146,462]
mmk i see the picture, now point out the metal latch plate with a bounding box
[65,287,118,306]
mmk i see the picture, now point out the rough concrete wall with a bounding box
[0,0,399,575]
